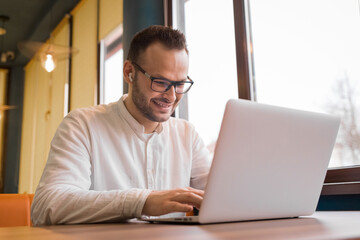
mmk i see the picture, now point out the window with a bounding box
[234,0,360,196]
[175,0,238,154]
[248,0,360,168]
[99,25,123,104]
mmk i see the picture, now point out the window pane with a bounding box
[184,0,238,153]
[104,49,123,104]
[100,25,123,105]
[249,0,360,168]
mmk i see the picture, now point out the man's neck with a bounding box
[123,96,159,134]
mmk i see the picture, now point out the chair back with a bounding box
[0,194,34,227]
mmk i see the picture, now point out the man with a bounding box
[31,25,211,225]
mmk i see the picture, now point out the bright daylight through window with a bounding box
[249,0,360,168]
[100,25,123,105]
[103,49,123,104]
[184,0,238,155]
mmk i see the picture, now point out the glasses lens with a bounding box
[175,82,192,93]
[151,79,193,93]
[152,80,170,92]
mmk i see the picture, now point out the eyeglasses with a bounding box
[132,62,194,94]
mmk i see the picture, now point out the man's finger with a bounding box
[183,187,205,197]
[171,192,203,209]
[165,202,193,213]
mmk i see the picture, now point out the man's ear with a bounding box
[123,60,134,84]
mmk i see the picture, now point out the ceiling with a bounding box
[0,0,80,68]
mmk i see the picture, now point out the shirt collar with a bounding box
[117,95,164,136]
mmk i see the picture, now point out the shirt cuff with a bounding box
[122,189,153,218]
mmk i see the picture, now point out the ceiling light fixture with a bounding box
[18,8,77,73]
[18,39,76,73]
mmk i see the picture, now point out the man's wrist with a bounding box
[135,189,153,218]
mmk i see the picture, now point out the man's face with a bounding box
[130,43,189,123]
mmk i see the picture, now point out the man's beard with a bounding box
[132,75,175,122]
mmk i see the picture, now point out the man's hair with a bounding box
[127,25,188,63]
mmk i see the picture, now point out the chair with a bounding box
[0,194,34,227]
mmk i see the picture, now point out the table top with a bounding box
[1,212,360,240]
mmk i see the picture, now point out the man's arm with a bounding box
[31,111,153,225]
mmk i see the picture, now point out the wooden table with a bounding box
[1,212,360,240]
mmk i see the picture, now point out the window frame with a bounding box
[164,0,189,119]
[233,0,360,196]
[322,166,360,195]
[98,25,123,105]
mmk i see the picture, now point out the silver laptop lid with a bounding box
[199,99,340,224]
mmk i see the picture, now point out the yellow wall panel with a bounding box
[19,61,37,193]
[49,19,70,146]
[99,0,123,40]
[20,60,50,193]
[19,20,70,193]
[33,67,49,192]
[0,69,8,191]
[19,0,125,193]
[71,0,98,110]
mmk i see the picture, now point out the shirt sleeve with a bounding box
[31,111,152,226]
[190,126,212,190]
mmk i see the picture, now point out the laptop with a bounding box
[142,99,340,224]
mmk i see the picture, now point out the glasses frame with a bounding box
[132,62,194,94]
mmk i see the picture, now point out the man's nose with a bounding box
[164,85,176,102]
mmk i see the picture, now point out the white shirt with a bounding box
[31,95,211,226]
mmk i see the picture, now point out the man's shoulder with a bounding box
[167,117,195,132]
[65,101,119,124]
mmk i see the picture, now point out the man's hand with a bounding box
[142,187,204,216]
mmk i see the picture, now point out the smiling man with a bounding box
[124,41,189,131]
[31,26,211,225]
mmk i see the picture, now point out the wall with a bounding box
[0,69,8,192]
[17,0,124,193]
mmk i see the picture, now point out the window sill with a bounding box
[321,166,360,195]
[321,182,360,195]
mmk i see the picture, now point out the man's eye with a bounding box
[154,80,168,87]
